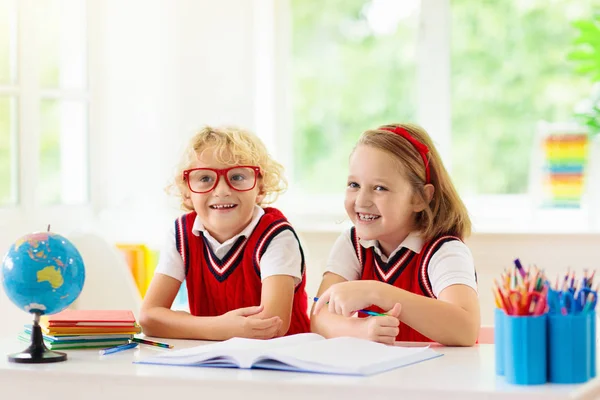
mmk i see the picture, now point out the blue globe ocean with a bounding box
[1,232,85,315]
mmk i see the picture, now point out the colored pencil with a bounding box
[99,341,138,356]
[131,337,173,349]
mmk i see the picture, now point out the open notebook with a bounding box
[136,333,442,376]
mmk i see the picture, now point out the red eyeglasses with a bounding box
[183,166,261,194]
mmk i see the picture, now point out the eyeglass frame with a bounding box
[182,165,262,194]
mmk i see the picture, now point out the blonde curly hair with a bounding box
[170,126,287,211]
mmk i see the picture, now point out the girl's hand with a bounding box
[219,305,282,340]
[357,303,402,345]
[313,280,381,317]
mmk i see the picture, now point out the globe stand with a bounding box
[8,312,67,363]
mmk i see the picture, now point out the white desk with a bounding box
[0,337,594,400]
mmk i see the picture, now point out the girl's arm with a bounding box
[311,229,365,337]
[315,280,480,346]
[139,273,281,340]
[310,273,401,344]
[310,272,361,337]
[373,281,480,346]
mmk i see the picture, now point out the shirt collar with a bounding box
[359,231,424,261]
[191,205,265,245]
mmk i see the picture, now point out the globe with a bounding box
[1,230,86,363]
[1,231,85,316]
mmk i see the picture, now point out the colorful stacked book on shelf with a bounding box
[542,132,589,208]
[19,309,141,350]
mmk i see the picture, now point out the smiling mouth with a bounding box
[357,213,380,221]
[210,204,237,210]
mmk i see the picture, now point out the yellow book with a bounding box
[41,323,142,336]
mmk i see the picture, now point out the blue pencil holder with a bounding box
[548,311,596,384]
[494,308,505,375]
[592,312,596,378]
[503,314,547,385]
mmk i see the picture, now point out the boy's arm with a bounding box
[140,273,220,339]
[309,272,364,337]
[249,229,304,336]
[253,275,295,336]
[139,273,281,340]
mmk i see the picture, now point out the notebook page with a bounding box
[137,333,325,367]
[256,336,441,375]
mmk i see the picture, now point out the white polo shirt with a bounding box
[155,206,303,285]
[325,228,477,297]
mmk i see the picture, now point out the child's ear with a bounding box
[412,184,435,212]
[256,182,266,204]
[183,190,194,210]
[423,184,435,203]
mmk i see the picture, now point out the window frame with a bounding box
[256,0,598,234]
[0,0,97,232]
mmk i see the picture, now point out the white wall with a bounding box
[91,0,258,247]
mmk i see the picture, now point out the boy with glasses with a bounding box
[140,126,309,340]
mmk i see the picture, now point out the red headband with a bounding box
[380,126,430,184]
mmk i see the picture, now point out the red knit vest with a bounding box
[175,207,310,335]
[350,227,463,342]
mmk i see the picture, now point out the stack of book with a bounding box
[20,309,141,350]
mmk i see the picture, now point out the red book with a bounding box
[46,309,136,327]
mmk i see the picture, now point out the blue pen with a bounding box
[312,297,387,316]
[99,341,138,356]
[559,291,578,315]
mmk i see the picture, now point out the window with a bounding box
[0,0,88,208]
[36,0,88,205]
[290,0,420,195]
[451,0,594,195]
[0,0,17,206]
[287,0,597,229]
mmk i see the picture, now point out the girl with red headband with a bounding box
[312,123,479,346]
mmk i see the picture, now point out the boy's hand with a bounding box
[357,303,402,345]
[314,280,381,317]
[219,305,282,340]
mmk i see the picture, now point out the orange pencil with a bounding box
[492,288,501,308]
[493,280,512,315]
